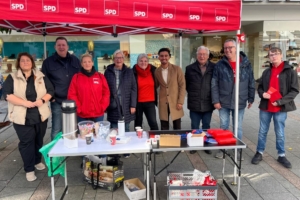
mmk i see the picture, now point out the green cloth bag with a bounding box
[39,132,65,177]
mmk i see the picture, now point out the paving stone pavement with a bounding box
[0,93,300,200]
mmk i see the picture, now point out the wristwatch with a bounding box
[41,99,45,104]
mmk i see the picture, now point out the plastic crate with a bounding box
[167,172,218,200]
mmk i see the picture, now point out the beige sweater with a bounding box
[8,69,51,125]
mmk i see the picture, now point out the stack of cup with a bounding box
[137,129,143,139]
[109,133,117,145]
[85,133,92,145]
[135,126,141,136]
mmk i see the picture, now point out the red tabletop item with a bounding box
[207,129,233,139]
[215,137,237,145]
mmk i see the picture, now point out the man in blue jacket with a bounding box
[42,37,81,140]
[211,39,255,159]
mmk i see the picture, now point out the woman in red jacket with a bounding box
[68,53,110,122]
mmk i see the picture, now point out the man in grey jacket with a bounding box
[211,39,255,159]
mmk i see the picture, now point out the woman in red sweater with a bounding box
[132,53,158,130]
[68,53,110,122]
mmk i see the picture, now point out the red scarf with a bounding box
[136,64,151,77]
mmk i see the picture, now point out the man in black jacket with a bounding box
[251,47,299,168]
[185,46,215,155]
[42,37,81,140]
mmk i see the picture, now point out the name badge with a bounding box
[93,78,99,84]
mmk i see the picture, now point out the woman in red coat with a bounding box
[68,53,110,122]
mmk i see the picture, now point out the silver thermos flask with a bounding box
[61,100,77,137]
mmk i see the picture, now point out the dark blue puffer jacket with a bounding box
[211,52,255,109]
[104,64,137,123]
[41,52,81,104]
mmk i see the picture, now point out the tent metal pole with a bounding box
[233,30,241,186]
[179,33,182,68]
[43,35,47,60]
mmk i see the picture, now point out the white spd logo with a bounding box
[10,0,27,11]
[162,5,176,20]
[133,3,148,18]
[215,8,228,22]
[43,6,57,12]
[43,0,58,12]
[75,7,88,13]
[74,0,89,14]
[189,7,203,21]
[11,4,24,10]
[104,0,119,16]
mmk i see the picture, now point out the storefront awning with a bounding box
[0,0,241,36]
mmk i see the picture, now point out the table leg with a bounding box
[222,151,225,184]
[153,152,156,200]
[147,154,150,200]
[51,177,55,200]
[144,153,147,182]
[65,161,68,194]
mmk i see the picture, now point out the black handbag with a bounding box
[108,96,118,110]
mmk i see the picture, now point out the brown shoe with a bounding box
[35,162,46,170]
[26,171,37,182]
[0,121,10,128]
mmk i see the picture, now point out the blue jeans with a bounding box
[111,122,130,132]
[218,108,245,140]
[50,101,62,140]
[190,111,213,130]
[77,116,104,123]
[257,110,287,156]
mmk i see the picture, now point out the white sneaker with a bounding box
[215,150,223,159]
[26,171,37,182]
[35,163,46,170]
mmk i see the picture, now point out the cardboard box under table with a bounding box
[148,130,246,200]
[124,178,146,200]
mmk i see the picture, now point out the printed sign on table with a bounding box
[215,8,228,22]
[104,0,119,16]
[43,0,59,12]
[74,0,90,14]
[189,7,203,21]
[161,5,176,20]
[133,2,148,18]
[10,0,27,11]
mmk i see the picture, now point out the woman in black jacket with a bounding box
[104,50,137,132]
[132,53,158,130]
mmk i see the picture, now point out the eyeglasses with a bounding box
[224,46,235,50]
[269,52,281,57]
[197,53,207,56]
[114,57,124,60]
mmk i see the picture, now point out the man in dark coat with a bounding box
[251,47,299,168]
[211,39,255,159]
[185,46,215,155]
[42,37,81,140]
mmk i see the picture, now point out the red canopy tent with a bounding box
[0,0,241,36]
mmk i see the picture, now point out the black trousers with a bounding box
[13,119,48,172]
[160,105,181,130]
[134,101,159,130]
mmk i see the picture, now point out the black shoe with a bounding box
[277,156,292,168]
[190,150,197,154]
[204,150,212,154]
[251,152,262,165]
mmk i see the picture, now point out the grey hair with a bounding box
[224,39,237,47]
[113,49,124,58]
[196,46,210,55]
[80,53,93,62]
[137,53,149,63]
